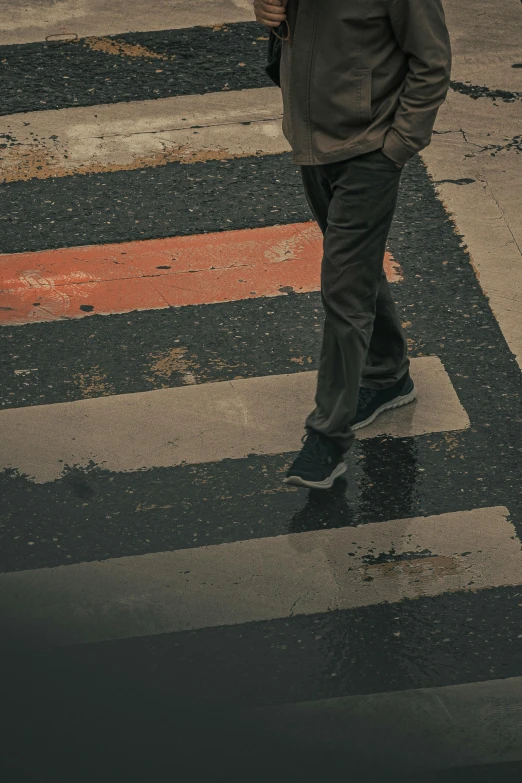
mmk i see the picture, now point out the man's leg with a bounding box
[301,155,409,390]
[362,271,409,388]
[304,150,406,454]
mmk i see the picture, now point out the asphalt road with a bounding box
[1,2,522,781]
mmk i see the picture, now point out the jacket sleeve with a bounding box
[383,0,452,165]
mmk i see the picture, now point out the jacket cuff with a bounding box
[382,130,416,166]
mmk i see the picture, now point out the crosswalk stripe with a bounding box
[0,506,516,649]
[243,674,522,772]
[0,356,469,483]
[0,223,400,324]
[0,88,285,182]
[0,1,256,46]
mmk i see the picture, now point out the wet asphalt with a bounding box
[1,18,522,783]
[3,157,521,570]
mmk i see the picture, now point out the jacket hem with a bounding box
[292,137,389,166]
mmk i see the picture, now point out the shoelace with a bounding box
[299,432,331,464]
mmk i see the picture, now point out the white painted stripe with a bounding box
[0,356,469,483]
[422,94,522,370]
[420,0,522,369]
[0,507,518,649]
[0,88,286,182]
[244,675,522,772]
[0,0,255,46]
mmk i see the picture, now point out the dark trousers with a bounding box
[301,149,409,454]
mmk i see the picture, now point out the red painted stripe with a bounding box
[0,223,402,324]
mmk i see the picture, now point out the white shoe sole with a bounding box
[284,460,347,490]
[351,386,418,432]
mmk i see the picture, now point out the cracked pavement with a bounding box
[421,0,522,367]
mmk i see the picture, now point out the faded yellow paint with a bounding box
[169,146,247,165]
[289,356,313,365]
[83,37,172,60]
[0,137,70,183]
[147,347,201,386]
[73,366,115,398]
[443,432,461,452]
[207,356,246,373]
[0,138,254,183]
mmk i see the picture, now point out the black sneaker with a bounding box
[284,430,347,489]
[351,372,417,431]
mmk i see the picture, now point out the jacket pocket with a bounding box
[312,67,373,142]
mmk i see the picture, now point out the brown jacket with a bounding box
[280,0,452,165]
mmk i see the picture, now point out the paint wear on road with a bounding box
[0,223,400,324]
